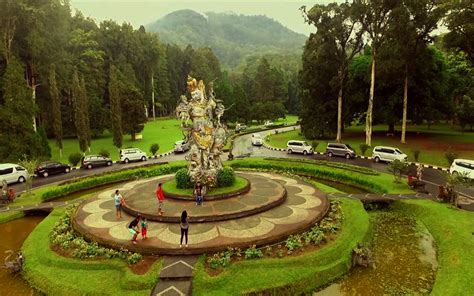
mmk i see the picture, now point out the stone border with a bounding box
[122,188,287,223]
[162,177,251,201]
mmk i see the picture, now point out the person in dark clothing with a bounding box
[128,215,141,244]
[180,210,189,248]
[194,181,204,206]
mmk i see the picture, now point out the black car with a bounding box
[81,155,113,169]
[35,161,71,177]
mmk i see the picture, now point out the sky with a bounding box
[70,0,341,35]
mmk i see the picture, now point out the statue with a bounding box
[176,75,228,186]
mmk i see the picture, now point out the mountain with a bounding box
[147,9,307,68]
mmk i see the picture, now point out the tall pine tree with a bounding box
[49,64,63,158]
[72,70,89,153]
[109,64,123,149]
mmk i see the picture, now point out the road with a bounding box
[9,125,474,209]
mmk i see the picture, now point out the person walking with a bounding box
[156,183,165,216]
[194,181,204,206]
[113,190,125,219]
[180,210,189,248]
[141,218,148,240]
[416,164,424,180]
[128,215,141,244]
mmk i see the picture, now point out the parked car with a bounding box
[235,123,248,132]
[0,163,29,184]
[174,140,190,153]
[326,143,356,159]
[287,140,313,155]
[35,161,71,177]
[120,148,147,163]
[450,159,474,180]
[372,146,408,163]
[251,133,263,146]
[81,155,113,169]
[264,120,274,127]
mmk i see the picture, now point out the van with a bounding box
[251,133,263,146]
[0,163,29,185]
[450,159,474,180]
[174,140,190,153]
[372,146,408,163]
[326,143,356,159]
[120,148,147,163]
[287,140,313,155]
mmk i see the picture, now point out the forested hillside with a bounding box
[147,10,307,67]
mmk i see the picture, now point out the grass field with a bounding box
[266,123,474,167]
[49,118,184,162]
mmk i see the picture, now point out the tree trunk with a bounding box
[366,48,376,147]
[131,132,136,141]
[59,148,62,159]
[32,85,37,132]
[336,77,343,143]
[151,73,156,121]
[401,72,408,144]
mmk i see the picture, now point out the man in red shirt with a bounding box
[156,183,165,216]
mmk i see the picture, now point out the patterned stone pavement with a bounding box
[122,172,286,222]
[73,172,329,255]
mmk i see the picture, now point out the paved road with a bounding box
[9,125,474,207]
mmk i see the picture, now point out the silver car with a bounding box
[174,140,190,153]
[372,146,408,163]
[326,143,356,159]
[287,140,313,155]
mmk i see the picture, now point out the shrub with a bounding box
[304,227,325,245]
[244,245,263,259]
[150,143,160,156]
[127,253,143,264]
[359,144,369,156]
[98,149,110,158]
[413,150,421,162]
[285,235,303,251]
[311,141,319,151]
[387,159,409,183]
[207,252,231,269]
[68,152,83,167]
[175,168,192,189]
[445,150,458,166]
[217,167,235,187]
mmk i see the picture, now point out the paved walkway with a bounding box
[73,172,329,255]
[152,256,198,296]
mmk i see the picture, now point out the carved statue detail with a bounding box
[177,75,228,186]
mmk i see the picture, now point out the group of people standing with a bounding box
[112,181,200,247]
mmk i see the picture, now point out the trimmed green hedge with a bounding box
[192,198,370,295]
[0,211,25,224]
[230,158,413,194]
[22,208,161,296]
[41,162,186,202]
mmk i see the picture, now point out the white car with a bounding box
[264,120,274,127]
[287,140,313,155]
[251,133,263,146]
[372,146,408,163]
[174,140,190,153]
[120,148,147,163]
[0,163,29,185]
[450,159,474,180]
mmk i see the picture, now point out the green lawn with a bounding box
[22,208,161,296]
[266,123,474,167]
[162,176,249,197]
[192,198,370,295]
[49,118,184,162]
[392,200,474,296]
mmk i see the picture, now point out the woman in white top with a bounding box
[113,190,124,219]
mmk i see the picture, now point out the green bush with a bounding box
[150,143,160,156]
[68,152,83,167]
[388,160,410,183]
[175,168,192,189]
[244,245,263,259]
[285,235,303,251]
[311,141,319,151]
[359,144,370,156]
[445,150,458,166]
[413,150,421,162]
[217,167,236,187]
[98,149,110,158]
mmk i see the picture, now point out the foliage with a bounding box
[387,159,410,183]
[456,96,474,131]
[98,149,110,158]
[68,152,83,167]
[311,141,319,151]
[285,235,303,252]
[207,252,232,270]
[175,168,192,189]
[149,143,160,156]
[217,167,236,187]
[109,64,123,149]
[444,150,458,166]
[244,245,263,260]
[18,157,40,193]
[359,144,369,156]
[413,150,421,162]
[50,206,142,264]
[72,70,91,153]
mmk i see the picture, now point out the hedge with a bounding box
[22,208,161,296]
[192,198,370,295]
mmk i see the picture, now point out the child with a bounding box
[141,218,148,240]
